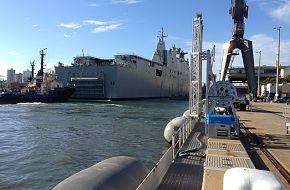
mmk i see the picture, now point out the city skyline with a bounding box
[0,0,290,79]
[5,68,32,83]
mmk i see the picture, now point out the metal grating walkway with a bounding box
[156,124,206,190]
[207,141,245,151]
[204,155,255,170]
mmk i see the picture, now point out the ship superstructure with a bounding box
[0,49,75,104]
[55,28,189,100]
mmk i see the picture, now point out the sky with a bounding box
[0,0,290,80]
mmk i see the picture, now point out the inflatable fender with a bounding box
[52,156,149,190]
[183,109,190,119]
[164,116,187,143]
[223,168,285,190]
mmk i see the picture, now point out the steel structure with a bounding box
[220,0,257,98]
[274,26,281,102]
[189,13,203,118]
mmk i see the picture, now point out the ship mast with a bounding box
[36,48,47,88]
[30,60,35,81]
[156,27,168,65]
[158,27,168,42]
[40,48,47,77]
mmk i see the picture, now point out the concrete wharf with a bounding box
[158,102,290,190]
[237,102,290,189]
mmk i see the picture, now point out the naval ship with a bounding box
[55,29,189,100]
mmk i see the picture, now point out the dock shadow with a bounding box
[252,109,282,115]
[256,133,290,150]
[239,119,252,122]
[239,131,270,170]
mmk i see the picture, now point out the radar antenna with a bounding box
[158,27,168,42]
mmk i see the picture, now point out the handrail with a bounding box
[136,116,194,190]
[171,117,193,160]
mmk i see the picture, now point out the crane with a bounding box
[220,0,257,99]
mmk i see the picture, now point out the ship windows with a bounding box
[156,69,162,77]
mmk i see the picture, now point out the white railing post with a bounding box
[172,133,175,160]
[170,117,193,162]
[188,121,190,135]
[185,122,188,139]
[182,124,185,144]
[178,128,182,148]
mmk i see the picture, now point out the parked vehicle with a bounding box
[275,96,290,103]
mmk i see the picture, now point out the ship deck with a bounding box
[156,102,290,190]
[156,123,207,190]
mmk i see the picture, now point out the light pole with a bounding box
[256,51,261,96]
[274,26,281,102]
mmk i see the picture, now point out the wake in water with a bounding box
[17,102,47,105]
[105,103,125,107]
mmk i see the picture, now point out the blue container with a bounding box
[206,114,235,125]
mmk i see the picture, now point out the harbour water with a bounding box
[0,100,187,190]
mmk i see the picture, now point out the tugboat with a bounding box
[0,48,75,104]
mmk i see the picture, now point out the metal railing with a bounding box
[172,117,194,160]
[136,116,194,190]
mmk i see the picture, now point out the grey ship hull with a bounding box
[56,58,189,100]
[55,30,189,100]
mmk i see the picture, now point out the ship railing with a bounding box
[171,118,192,160]
[136,117,193,190]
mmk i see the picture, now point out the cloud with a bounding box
[270,1,290,24]
[59,23,82,29]
[253,0,290,25]
[64,34,71,38]
[203,41,226,76]
[83,20,109,25]
[0,51,18,55]
[112,0,142,4]
[84,19,123,33]
[248,34,290,67]
[59,19,122,33]
[91,23,122,33]
[33,24,39,27]
[180,33,290,80]
[88,3,100,7]
[200,34,290,78]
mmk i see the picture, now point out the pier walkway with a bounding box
[238,102,290,189]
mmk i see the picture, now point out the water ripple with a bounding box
[0,100,187,190]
